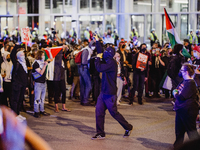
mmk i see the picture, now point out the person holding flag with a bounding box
[162,8,191,93]
[44,44,71,112]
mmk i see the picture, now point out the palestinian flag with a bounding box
[44,46,63,60]
[164,8,191,58]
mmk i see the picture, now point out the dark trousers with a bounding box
[174,107,199,149]
[130,72,145,103]
[96,93,132,136]
[10,82,26,115]
[54,80,66,104]
[47,80,55,102]
[1,82,12,106]
[92,75,101,104]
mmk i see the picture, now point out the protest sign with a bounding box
[136,53,148,70]
[21,28,31,42]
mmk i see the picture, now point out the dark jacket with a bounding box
[10,45,28,87]
[95,41,117,95]
[167,54,184,80]
[132,52,149,77]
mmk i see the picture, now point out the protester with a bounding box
[129,43,149,105]
[10,44,28,122]
[91,34,133,140]
[173,63,199,149]
[32,50,50,118]
[1,51,12,106]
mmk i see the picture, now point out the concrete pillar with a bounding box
[39,0,45,36]
[189,0,197,31]
[118,0,130,40]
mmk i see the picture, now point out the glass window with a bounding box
[180,14,188,40]
[79,15,103,40]
[146,14,152,46]
[52,0,63,13]
[79,0,89,13]
[131,0,152,13]
[91,0,104,13]
[64,0,73,14]
[45,0,51,14]
[8,0,17,15]
[54,16,72,38]
[106,0,116,13]
[105,15,116,33]
[131,15,144,43]
[160,0,189,12]
[0,0,7,15]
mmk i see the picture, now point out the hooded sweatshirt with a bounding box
[95,42,117,95]
[1,51,12,82]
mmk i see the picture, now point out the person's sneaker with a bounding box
[91,134,105,140]
[34,112,41,118]
[40,111,50,116]
[123,129,132,137]
[18,115,26,120]
[16,115,25,122]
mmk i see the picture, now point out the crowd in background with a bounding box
[0,26,199,123]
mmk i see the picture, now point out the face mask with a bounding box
[91,46,95,50]
[122,45,126,49]
[152,50,156,54]
[193,52,200,59]
[18,55,25,62]
[141,48,146,53]
[169,52,172,55]
[178,72,183,78]
[132,50,136,54]
[7,58,10,62]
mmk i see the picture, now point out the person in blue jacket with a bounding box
[91,34,133,140]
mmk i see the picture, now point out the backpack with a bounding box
[74,51,83,64]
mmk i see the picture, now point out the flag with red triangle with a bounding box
[164,8,191,58]
[44,46,63,59]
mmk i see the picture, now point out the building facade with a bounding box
[0,0,200,46]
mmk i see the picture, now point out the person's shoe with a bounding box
[18,115,26,120]
[40,111,50,116]
[91,134,105,140]
[34,112,41,118]
[16,115,26,122]
[138,101,143,105]
[123,129,132,137]
[81,102,94,106]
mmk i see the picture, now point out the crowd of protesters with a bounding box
[0,27,200,146]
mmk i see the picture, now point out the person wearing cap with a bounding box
[91,34,133,140]
[187,29,194,44]
[10,44,28,122]
[192,46,200,89]
[32,28,38,42]
[79,40,96,106]
[149,28,158,47]
[2,27,9,39]
[130,27,138,41]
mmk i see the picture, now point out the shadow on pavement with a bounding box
[137,138,173,150]
[56,116,95,135]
